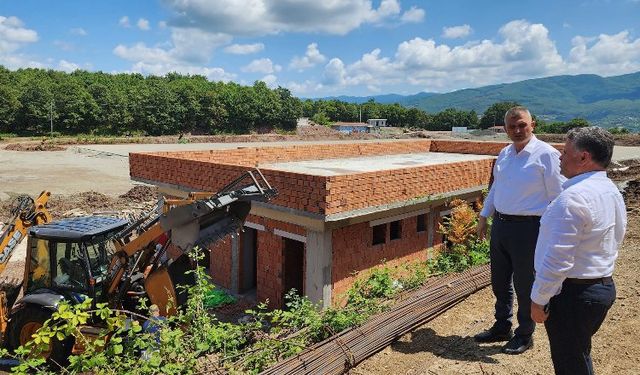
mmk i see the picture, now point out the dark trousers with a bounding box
[545,280,616,375]
[489,217,539,337]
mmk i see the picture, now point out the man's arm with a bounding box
[477,185,495,240]
[530,193,589,308]
[542,149,566,201]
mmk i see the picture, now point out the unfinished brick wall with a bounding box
[208,238,233,289]
[430,140,507,155]
[130,140,496,217]
[244,215,306,309]
[323,159,493,214]
[331,216,431,304]
[134,139,432,166]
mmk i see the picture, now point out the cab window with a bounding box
[53,242,88,291]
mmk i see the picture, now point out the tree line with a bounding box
[0,67,302,136]
[0,66,615,136]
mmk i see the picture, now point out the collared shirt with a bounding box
[530,171,627,305]
[480,135,565,218]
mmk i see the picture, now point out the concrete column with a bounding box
[230,233,239,293]
[305,229,333,309]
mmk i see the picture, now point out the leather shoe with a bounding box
[474,327,513,343]
[501,335,533,355]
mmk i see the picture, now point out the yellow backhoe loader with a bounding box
[0,169,276,364]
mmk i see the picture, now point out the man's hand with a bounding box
[531,301,549,323]
[477,216,488,240]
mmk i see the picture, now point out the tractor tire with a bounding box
[7,305,73,368]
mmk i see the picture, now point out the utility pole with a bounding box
[359,104,362,123]
[50,100,54,137]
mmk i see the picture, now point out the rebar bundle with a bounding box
[261,264,490,375]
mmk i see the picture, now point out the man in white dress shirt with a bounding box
[474,106,565,354]
[531,127,626,375]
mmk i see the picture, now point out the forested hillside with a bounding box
[398,72,640,131]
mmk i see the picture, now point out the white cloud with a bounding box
[162,0,416,36]
[0,16,38,53]
[567,31,640,75]
[285,79,323,96]
[368,0,401,23]
[314,20,566,93]
[119,16,131,28]
[224,43,264,54]
[400,6,425,23]
[289,43,326,71]
[113,27,235,81]
[130,61,236,81]
[442,24,472,39]
[137,18,151,31]
[322,58,347,86]
[58,60,80,72]
[0,16,40,69]
[261,74,277,88]
[242,58,281,73]
[70,27,87,36]
[158,21,167,29]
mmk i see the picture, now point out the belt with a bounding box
[494,211,541,222]
[564,277,613,285]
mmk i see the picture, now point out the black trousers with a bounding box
[545,280,616,375]
[489,216,539,337]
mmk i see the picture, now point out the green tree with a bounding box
[479,101,520,129]
[54,76,99,134]
[431,108,476,131]
[275,86,302,130]
[15,72,54,135]
[563,118,590,132]
[0,85,20,133]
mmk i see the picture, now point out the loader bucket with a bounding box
[144,266,178,317]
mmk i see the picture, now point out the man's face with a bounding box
[504,112,535,147]
[560,140,585,178]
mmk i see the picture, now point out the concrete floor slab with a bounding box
[261,152,494,176]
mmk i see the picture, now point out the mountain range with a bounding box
[322,72,640,131]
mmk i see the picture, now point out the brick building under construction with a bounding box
[129,139,508,308]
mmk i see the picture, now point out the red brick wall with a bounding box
[331,216,430,304]
[324,159,494,214]
[133,139,432,166]
[130,140,498,217]
[245,215,306,309]
[430,140,508,155]
[208,238,232,289]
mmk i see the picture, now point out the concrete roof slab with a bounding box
[261,152,495,176]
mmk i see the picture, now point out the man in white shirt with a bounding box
[531,127,626,375]
[474,106,565,355]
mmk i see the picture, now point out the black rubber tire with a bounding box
[7,305,73,368]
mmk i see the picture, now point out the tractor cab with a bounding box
[24,216,128,305]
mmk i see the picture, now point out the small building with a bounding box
[330,122,373,134]
[367,119,387,127]
[451,127,468,133]
[130,139,514,309]
[489,125,506,133]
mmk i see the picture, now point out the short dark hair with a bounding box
[566,126,615,168]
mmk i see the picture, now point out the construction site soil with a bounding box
[0,132,638,374]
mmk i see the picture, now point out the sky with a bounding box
[1,0,639,97]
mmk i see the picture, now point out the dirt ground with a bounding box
[0,132,639,374]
